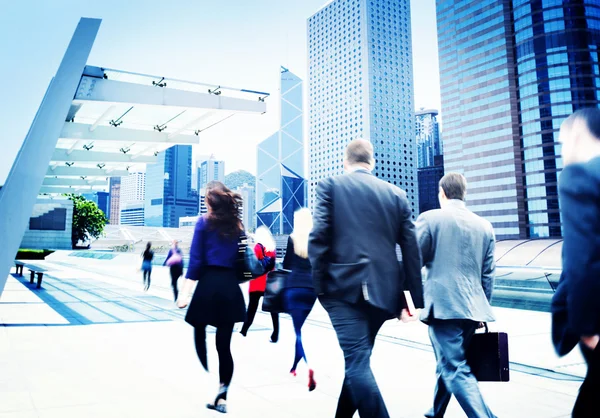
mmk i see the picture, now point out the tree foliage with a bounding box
[67,194,108,248]
[224,170,256,191]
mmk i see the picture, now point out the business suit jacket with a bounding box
[308,169,423,317]
[551,157,600,356]
[416,200,496,323]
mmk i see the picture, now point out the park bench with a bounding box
[14,261,48,289]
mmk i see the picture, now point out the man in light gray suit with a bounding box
[416,173,496,418]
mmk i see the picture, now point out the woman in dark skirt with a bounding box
[282,208,317,391]
[177,181,246,414]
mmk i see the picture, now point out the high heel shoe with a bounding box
[308,369,316,392]
[290,369,297,377]
[206,386,228,414]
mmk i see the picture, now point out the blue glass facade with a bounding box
[256,66,305,233]
[145,145,198,228]
[416,110,442,169]
[308,0,417,215]
[437,0,523,238]
[256,164,306,235]
[438,0,600,238]
[418,155,445,214]
[513,0,600,237]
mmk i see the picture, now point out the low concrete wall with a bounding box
[20,199,73,250]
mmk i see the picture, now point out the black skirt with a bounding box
[185,266,246,328]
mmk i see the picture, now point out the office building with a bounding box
[416,109,444,214]
[236,183,256,231]
[109,177,121,225]
[192,154,211,191]
[437,0,600,238]
[119,172,145,226]
[179,216,199,228]
[418,155,444,214]
[120,202,145,226]
[308,0,418,215]
[198,156,225,215]
[145,145,198,228]
[256,66,306,234]
[416,109,442,169]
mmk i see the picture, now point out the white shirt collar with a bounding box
[347,164,372,173]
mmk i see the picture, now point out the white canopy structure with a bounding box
[0,18,269,296]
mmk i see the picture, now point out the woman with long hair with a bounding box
[141,242,153,291]
[177,181,246,414]
[282,208,317,391]
[240,226,279,342]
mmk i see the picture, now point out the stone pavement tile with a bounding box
[57,302,119,323]
[0,411,39,418]
[0,290,43,304]
[0,391,35,414]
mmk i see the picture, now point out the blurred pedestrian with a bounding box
[551,108,600,418]
[164,240,184,301]
[309,139,423,418]
[240,226,280,343]
[177,181,247,414]
[416,173,497,418]
[141,242,153,291]
[282,208,317,391]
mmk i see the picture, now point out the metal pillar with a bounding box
[0,18,101,297]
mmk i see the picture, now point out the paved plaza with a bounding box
[0,252,586,417]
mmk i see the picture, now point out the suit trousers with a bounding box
[320,296,390,418]
[426,319,496,418]
[573,343,600,417]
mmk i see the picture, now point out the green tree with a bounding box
[224,170,256,190]
[67,194,108,248]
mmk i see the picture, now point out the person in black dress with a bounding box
[282,208,317,391]
[177,181,246,414]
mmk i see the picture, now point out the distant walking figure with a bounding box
[551,108,600,418]
[164,240,184,301]
[240,227,279,343]
[309,139,423,418]
[141,242,153,292]
[177,181,247,414]
[282,208,317,391]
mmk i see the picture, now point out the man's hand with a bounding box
[582,335,599,350]
[399,308,419,323]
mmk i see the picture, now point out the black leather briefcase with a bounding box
[466,324,510,382]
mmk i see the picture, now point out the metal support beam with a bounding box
[39,186,100,194]
[52,149,157,163]
[46,166,129,177]
[0,18,101,297]
[43,177,108,186]
[60,122,198,144]
[74,78,268,114]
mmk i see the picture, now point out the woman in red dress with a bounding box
[239,243,280,342]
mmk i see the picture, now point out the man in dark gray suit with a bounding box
[416,173,496,418]
[309,139,423,418]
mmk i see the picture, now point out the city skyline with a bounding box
[0,0,440,183]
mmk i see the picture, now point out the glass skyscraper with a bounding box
[145,145,198,228]
[308,0,417,215]
[256,66,306,234]
[416,109,442,169]
[437,0,600,239]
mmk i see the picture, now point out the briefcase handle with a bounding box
[476,322,489,333]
